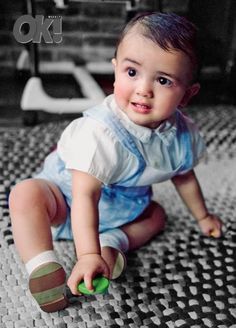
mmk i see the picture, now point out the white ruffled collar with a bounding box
[107,95,177,146]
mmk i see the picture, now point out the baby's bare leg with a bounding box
[9,178,67,263]
[9,178,68,312]
[121,201,166,250]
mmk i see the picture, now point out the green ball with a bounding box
[77,277,110,295]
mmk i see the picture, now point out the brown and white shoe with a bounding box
[29,262,68,312]
[111,250,127,280]
[101,246,127,280]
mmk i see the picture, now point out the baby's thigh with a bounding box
[9,178,67,225]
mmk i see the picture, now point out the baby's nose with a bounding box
[136,80,153,98]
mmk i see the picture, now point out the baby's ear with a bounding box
[179,83,200,108]
[111,58,117,67]
[111,58,117,87]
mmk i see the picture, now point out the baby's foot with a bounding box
[29,262,68,312]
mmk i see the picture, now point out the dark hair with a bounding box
[115,12,200,81]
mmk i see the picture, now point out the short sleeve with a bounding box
[57,117,126,184]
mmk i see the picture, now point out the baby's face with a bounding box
[112,28,199,129]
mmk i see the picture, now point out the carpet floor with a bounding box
[0,105,236,328]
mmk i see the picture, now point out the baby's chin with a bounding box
[128,114,161,129]
[117,103,161,129]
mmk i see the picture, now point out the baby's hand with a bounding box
[198,213,222,238]
[67,254,109,295]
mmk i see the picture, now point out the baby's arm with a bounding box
[67,170,109,295]
[171,169,222,237]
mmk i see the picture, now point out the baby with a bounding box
[9,12,222,312]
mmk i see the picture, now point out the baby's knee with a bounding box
[9,179,43,213]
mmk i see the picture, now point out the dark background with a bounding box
[1,0,236,125]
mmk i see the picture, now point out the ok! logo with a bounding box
[13,15,63,44]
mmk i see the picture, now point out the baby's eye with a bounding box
[128,68,136,77]
[158,77,172,87]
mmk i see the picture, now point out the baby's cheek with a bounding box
[114,82,126,98]
[113,83,129,107]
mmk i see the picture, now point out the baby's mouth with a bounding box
[131,102,152,113]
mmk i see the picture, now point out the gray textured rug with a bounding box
[0,105,236,327]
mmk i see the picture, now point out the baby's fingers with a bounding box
[83,262,109,292]
[209,227,221,238]
[67,273,83,295]
[210,220,222,238]
[84,273,94,292]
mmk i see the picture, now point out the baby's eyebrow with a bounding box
[122,58,141,66]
